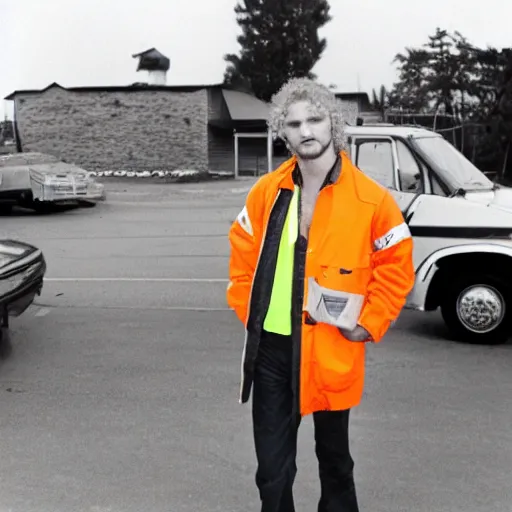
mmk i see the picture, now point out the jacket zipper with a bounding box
[292,186,303,419]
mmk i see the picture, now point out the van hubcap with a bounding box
[456,285,505,334]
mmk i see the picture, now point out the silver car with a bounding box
[0,152,105,213]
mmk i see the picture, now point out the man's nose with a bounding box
[300,123,312,138]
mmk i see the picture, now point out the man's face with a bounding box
[281,100,334,160]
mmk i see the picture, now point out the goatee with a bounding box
[295,140,332,160]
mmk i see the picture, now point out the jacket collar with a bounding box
[278,151,351,191]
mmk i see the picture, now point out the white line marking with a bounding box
[33,302,231,312]
[34,307,50,317]
[44,277,229,283]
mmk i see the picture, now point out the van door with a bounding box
[350,135,429,270]
[350,136,421,213]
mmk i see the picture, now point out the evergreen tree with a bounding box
[223,0,332,102]
[388,47,431,112]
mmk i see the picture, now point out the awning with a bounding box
[221,89,269,121]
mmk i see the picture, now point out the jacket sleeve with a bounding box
[226,181,265,325]
[357,190,415,342]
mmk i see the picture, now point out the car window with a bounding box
[0,152,59,168]
[395,140,422,193]
[430,171,448,196]
[355,139,395,189]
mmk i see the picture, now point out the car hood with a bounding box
[464,186,512,213]
[0,239,39,264]
[1,152,91,179]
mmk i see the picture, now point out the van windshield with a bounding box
[412,135,494,191]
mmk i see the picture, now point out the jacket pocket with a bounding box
[316,253,373,296]
[304,254,373,331]
[310,323,361,393]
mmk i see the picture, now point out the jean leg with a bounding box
[313,409,359,512]
[252,332,300,512]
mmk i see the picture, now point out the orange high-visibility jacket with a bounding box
[227,151,415,416]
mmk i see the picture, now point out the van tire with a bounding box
[440,274,511,345]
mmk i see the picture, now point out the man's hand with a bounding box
[338,325,372,342]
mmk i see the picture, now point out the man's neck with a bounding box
[297,150,338,187]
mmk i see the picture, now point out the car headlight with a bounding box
[0,245,27,269]
[0,263,40,297]
[0,254,14,268]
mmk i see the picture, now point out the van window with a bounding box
[414,136,494,191]
[396,140,422,193]
[355,139,395,189]
[430,172,448,196]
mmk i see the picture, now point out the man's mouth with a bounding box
[301,139,316,144]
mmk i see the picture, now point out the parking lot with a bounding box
[1,179,512,512]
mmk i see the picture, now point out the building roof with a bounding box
[4,81,226,100]
[335,92,370,100]
[221,89,269,121]
[4,81,271,125]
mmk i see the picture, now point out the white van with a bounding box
[344,124,512,345]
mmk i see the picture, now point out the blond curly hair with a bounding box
[267,77,349,152]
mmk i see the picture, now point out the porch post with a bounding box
[267,127,273,174]
[233,130,239,179]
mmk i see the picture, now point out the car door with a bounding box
[349,135,423,212]
[349,135,427,270]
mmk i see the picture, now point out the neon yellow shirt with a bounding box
[263,186,299,335]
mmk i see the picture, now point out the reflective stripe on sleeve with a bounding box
[373,222,411,251]
[236,205,253,236]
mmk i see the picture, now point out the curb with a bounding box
[90,170,235,184]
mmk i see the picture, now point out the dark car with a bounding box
[0,240,46,341]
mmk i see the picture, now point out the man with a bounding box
[226,77,415,512]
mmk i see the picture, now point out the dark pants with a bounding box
[252,330,359,512]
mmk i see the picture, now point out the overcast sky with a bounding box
[1,0,512,120]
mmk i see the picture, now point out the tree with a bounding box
[489,49,512,179]
[423,28,459,115]
[0,120,14,144]
[223,0,332,102]
[387,28,480,118]
[467,46,508,117]
[371,85,388,118]
[388,47,431,112]
[387,27,512,180]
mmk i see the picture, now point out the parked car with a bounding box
[0,240,46,342]
[344,123,512,345]
[0,152,105,213]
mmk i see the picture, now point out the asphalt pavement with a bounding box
[1,179,511,512]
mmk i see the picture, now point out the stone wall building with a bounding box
[5,45,380,176]
[5,81,274,175]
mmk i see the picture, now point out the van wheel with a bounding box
[440,275,510,345]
